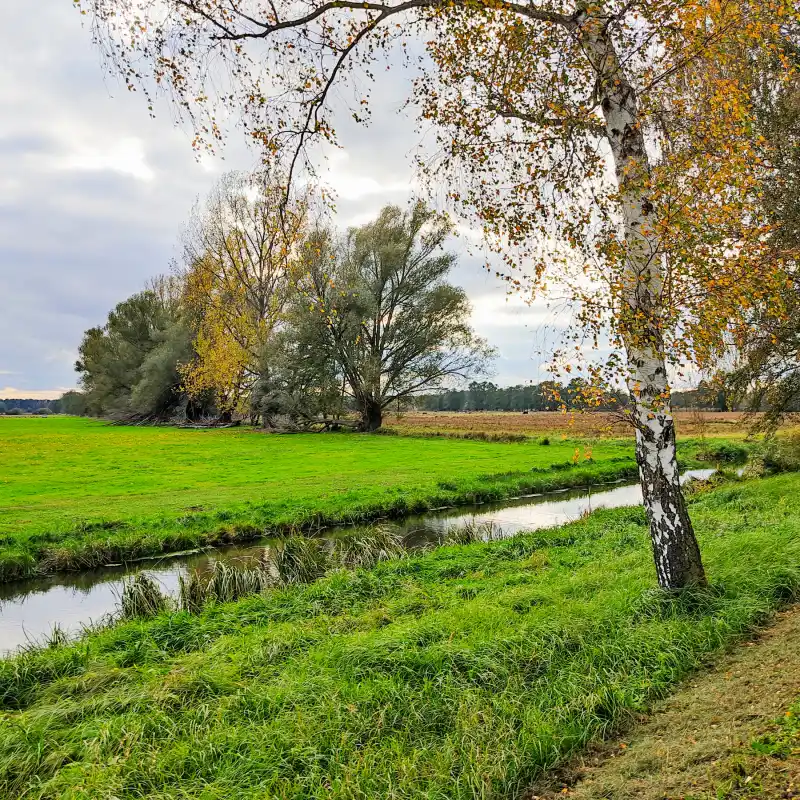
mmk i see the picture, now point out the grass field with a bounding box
[1,472,798,798]
[387,410,800,439]
[0,416,665,580]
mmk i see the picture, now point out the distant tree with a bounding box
[33,407,53,416]
[297,203,494,431]
[180,171,309,419]
[0,401,6,414]
[5,408,22,416]
[58,391,88,416]
[76,279,196,421]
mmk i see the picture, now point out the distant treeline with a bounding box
[412,380,737,413]
[0,398,62,414]
[414,381,627,412]
[0,381,745,419]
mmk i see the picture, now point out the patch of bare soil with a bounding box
[525,606,800,800]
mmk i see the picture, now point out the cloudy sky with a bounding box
[0,3,562,400]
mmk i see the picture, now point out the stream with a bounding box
[0,469,716,655]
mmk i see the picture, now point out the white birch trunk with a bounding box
[579,12,706,589]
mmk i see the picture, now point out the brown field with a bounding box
[387,410,799,439]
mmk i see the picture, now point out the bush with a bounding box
[698,442,748,463]
[4,408,23,416]
[755,434,800,474]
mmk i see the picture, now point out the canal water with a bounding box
[0,469,716,655]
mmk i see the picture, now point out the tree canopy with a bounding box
[76,0,800,589]
[180,171,309,417]
[724,41,800,431]
[75,279,197,421]
[293,202,494,430]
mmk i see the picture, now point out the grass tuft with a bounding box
[332,525,406,569]
[262,536,330,585]
[442,520,497,545]
[118,573,172,620]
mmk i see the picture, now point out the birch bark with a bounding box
[579,11,706,589]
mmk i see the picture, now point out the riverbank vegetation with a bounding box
[1,472,798,798]
[0,417,748,582]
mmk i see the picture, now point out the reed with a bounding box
[332,525,406,569]
[118,573,171,620]
[442,520,498,546]
[261,537,330,585]
[205,561,272,603]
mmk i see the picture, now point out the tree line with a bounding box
[415,380,626,412]
[413,381,768,414]
[0,399,61,415]
[68,186,493,432]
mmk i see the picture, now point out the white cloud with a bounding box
[0,387,73,400]
[44,348,78,366]
[60,137,155,182]
[324,150,414,202]
[469,293,553,330]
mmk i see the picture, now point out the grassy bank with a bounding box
[1,473,798,798]
[2,417,742,582]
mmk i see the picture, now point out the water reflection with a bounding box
[0,469,715,655]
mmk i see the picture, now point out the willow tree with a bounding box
[297,202,494,431]
[180,171,308,416]
[78,0,797,589]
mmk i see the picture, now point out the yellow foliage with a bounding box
[179,172,309,412]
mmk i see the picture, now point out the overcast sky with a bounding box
[0,2,564,400]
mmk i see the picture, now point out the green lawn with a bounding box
[0,416,650,580]
[1,473,797,799]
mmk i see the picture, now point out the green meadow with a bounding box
[1,472,798,798]
[0,416,652,580]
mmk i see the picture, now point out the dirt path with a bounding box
[527,605,800,799]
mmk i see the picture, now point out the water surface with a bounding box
[0,469,715,655]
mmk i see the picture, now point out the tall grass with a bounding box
[0,473,798,799]
[118,573,171,619]
[441,520,498,545]
[332,525,406,568]
[261,536,330,585]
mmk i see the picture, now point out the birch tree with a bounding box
[76,0,798,589]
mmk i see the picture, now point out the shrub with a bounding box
[757,434,800,474]
[699,443,749,463]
